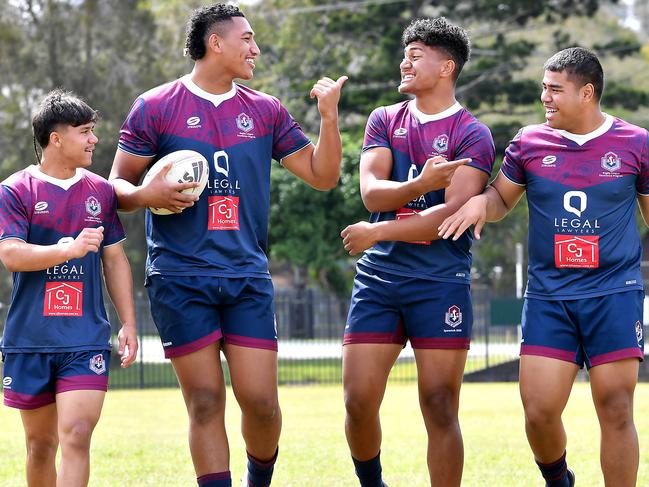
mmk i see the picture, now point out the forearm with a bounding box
[362,178,427,213]
[310,116,342,190]
[103,251,136,327]
[0,240,74,272]
[373,201,462,243]
[484,186,513,222]
[110,178,147,212]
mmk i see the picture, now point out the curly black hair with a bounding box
[184,3,245,61]
[402,18,470,81]
[32,89,97,161]
[544,47,604,101]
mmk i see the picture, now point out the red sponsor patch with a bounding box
[44,282,83,316]
[396,207,430,245]
[208,196,240,230]
[554,235,599,268]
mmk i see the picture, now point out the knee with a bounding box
[186,388,225,426]
[344,387,378,422]
[25,434,58,465]
[523,400,561,430]
[420,387,458,429]
[241,394,279,423]
[596,393,634,430]
[60,420,94,453]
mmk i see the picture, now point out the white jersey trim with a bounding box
[279,141,313,165]
[181,73,237,108]
[409,100,463,124]
[0,236,26,243]
[554,113,613,146]
[117,146,156,158]
[104,236,127,248]
[500,168,526,187]
[26,165,82,191]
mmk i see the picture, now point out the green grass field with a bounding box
[1,383,648,486]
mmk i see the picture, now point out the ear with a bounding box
[207,32,222,53]
[440,59,456,79]
[49,131,62,147]
[581,82,596,103]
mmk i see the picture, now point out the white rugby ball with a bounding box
[142,150,209,215]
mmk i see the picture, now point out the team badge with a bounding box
[236,112,254,133]
[89,354,106,375]
[433,134,449,153]
[636,320,643,343]
[601,152,621,172]
[445,305,463,328]
[85,196,101,217]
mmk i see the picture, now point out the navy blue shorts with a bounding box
[345,264,472,349]
[2,350,110,410]
[146,275,277,358]
[521,291,645,368]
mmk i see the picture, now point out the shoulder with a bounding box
[235,83,282,109]
[610,116,648,139]
[457,108,493,138]
[2,168,31,191]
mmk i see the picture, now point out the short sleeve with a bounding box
[117,97,159,157]
[102,186,126,247]
[500,128,527,186]
[636,130,649,195]
[454,121,495,176]
[272,101,311,161]
[0,185,29,242]
[362,107,390,152]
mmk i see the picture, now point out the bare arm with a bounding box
[637,194,649,227]
[358,147,471,213]
[0,227,104,272]
[341,165,487,255]
[438,171,526,241]
[281,76,347,190]
[102,242,138,368]
[109,149,198,213]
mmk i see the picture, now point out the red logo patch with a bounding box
[396,207,430,245]
[208,196,240,230]
[554,235,599,268]
[44,282,83,316]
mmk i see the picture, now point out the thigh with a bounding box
[519,355,579,412]
[3,353,56,410]
[578,291,644,368]
[20,402,58,443]
[344,265,405,345]
[220,278,277,351]
[56,389,106,435]
[520,298,583,365]
[224,344,279,404]
[170,343,226,397]
[401,282,472,350]
[147,274,223,358]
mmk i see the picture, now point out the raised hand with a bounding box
[310,76,348,120]
[66,226,104,259]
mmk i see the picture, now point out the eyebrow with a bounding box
[543,82,563,89]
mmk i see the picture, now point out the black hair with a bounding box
[544,47,604,101]
[402,17,471,81]
[184,3,245,60]
[32,89,98,162]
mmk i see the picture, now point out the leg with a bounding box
[171,344,229,476]
[520,355,578,462]
[589,358,639,487]
[20,404,59,487]
[414,348,467,487]
[55,390,105,487]
[343,343,402,461]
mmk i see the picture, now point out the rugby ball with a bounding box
[142,150,209,215]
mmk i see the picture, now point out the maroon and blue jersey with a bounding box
[359,101,495,283]
[0,166,125,353]
[501,115,649,300]
[118,75,311,279]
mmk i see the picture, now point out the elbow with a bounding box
[311,175,340,191]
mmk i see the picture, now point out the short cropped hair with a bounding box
[184,3,245,60]
[32,89,97,150]
[544,47,604,101]
[402,17,471,80]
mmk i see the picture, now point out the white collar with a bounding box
[409,100,463,124]
[27,165,82,190]
[181,73,237,108]
[554,114,613,146]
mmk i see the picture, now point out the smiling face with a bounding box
[541,69,592,132]
[398,42,454,96]
[213,16,260,81]
[55,122,98,168]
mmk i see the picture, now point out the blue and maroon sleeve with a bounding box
[636,130,649,195]
[500,128,527,185]
[455,121,495,176]
[0,184,29,242]
[118,97,159,157]
[102,187,126,246]
[272,101,311,161]
[362,107,390,152]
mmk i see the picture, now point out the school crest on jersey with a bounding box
[236,112,254,133]
[601,152,621,172]
[433,134,449,153]
[445,305,462,328]
[89,353,106,375]
[85,196,101,217]
[636,320,643,344]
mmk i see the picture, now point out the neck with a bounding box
[38,154,78,180]
[191,61,235,95]
[561,109,606,135]
[412,86,457,115]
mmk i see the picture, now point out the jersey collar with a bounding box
[554,113,613,146]
[27,165,82,190]
[409,100,463,124]
[181,74,237,108]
